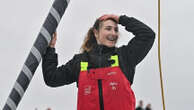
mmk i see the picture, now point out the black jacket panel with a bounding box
[42,47,79,87]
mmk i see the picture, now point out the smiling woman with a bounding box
[81,15,119,52]
[42,14,155,110]
[93,15,119,47]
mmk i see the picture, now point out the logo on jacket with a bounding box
[84,85,92,95]
[109,82,118,90]
[107,71,117,76]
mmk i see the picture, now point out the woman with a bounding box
[42,14,155,110]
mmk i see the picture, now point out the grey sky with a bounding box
[0,0,193,109]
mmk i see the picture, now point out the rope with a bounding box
[158,0,166,110]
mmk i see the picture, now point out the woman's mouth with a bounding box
[106,36,118,42]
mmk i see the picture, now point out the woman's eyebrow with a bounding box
[104,25,118,28]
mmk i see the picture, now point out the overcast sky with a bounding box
[0,0,194,110]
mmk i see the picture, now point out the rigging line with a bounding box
[158,0,166,110]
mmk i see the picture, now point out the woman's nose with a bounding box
[111,30,118,36]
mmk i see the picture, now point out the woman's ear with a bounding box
[93,29,98,39]
[93,29,101,45]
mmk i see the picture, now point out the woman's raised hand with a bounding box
[99,14,119,23]
[49,32,57,48]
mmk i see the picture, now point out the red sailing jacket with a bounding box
[77,55,135,110]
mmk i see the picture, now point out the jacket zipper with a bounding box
[98,46,104,110]
[98,80,104,110]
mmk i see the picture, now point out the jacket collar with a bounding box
[89,44,116,55]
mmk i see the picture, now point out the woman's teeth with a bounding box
[107,36,117,41]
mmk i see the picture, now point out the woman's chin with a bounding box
[105,43,116,47]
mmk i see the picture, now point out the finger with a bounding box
[99,14,119,23]
[52,32,57,40]
[99,14,109,20]
[53,32,57,37]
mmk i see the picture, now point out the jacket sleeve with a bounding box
[42,47,79,87]
[119,15,155,67]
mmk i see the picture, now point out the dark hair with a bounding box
[80,17,118,53]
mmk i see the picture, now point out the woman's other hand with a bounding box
[49,32,57,48]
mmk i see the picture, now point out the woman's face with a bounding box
[94,19,119,47]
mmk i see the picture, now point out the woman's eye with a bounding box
[115,28,118,32]
[105,27,111,31]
